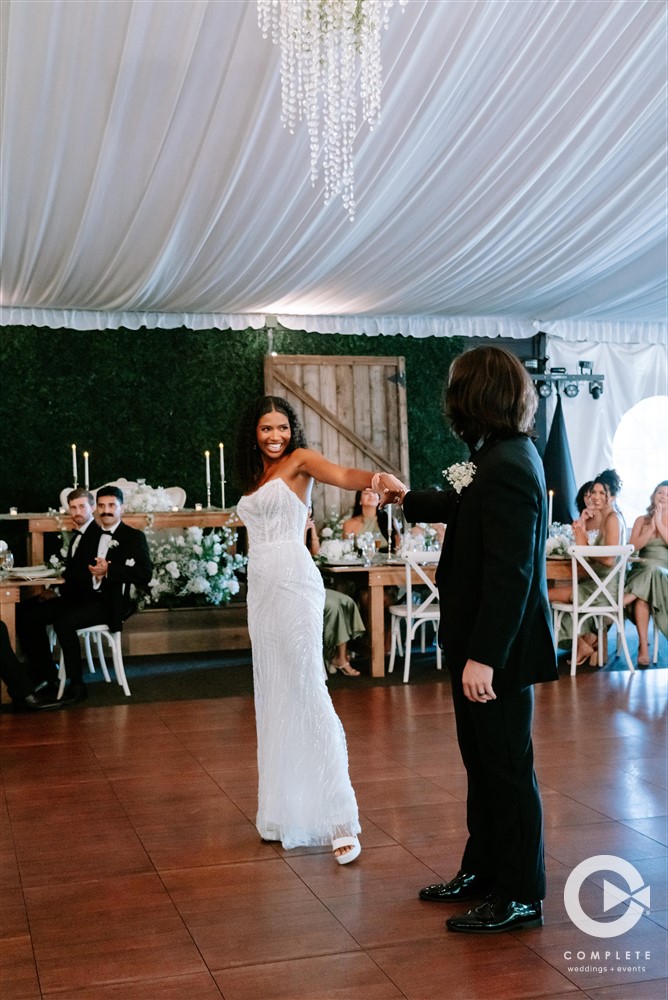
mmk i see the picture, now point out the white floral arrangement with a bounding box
[401,523,439,553]
[139,525,246,609]
[316,537,358,563]
[442,461,476,494]
[48,540,68,573]
[123,482,176,513]
[546,522,574,557]
[320,507,347,539]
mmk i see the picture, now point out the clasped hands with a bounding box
[372,472,407,507]
[89,556,109,580]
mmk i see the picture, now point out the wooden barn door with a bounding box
[265,354,409,526]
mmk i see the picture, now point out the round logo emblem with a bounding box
[564,855,650,938]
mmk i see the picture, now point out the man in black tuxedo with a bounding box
[17,485,152,705]
[400,346,558,934]
[0,620,63,711]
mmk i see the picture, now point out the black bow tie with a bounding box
[72,529,81,536]
[101,530,113,535]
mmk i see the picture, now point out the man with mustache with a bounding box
[17,485,152,705]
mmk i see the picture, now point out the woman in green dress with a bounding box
[305,512,366,676]
[625,481,668,666]
[548,477,625,665]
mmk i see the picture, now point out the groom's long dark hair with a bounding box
[446,346,537,444]
[236,395,308,493]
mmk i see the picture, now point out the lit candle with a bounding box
[548,490,554,525]
[83,451,89,490]
[9,507,18,516]
[219,442,226,509]
[71,444,78,485]
[205,450,211,488]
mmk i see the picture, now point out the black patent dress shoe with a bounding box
[419,870,494,903]
[12,692,63,712]
[446,894,543,933]
[59,682,88,705]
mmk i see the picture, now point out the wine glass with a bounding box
[359,538,375,567]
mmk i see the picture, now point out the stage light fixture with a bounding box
[589,381,603,400]
[537,380,552,398]
[563,381,579,398]
[579,360,593,375]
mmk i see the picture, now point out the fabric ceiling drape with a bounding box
[1,0,665,334]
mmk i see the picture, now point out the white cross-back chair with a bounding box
[551,544,635,675]
[56,625,131,698]
[388,550,442,683]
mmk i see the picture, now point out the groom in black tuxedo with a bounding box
[400,346,558,934]
[17,485,152,704]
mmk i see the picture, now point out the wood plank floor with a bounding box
[1,657,666,999]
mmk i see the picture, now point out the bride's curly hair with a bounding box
[236,395,307,493]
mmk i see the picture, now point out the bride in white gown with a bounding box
[236,396,405,864]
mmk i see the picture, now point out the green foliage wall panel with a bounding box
[1,325,466,525]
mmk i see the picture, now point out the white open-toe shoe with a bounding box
[332,836,361,865]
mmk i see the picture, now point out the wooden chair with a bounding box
[551,544,635,675]
[388,551,442,683]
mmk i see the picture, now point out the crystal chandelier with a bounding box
[257,0,406,221]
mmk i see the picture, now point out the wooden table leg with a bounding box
[368,577,386,677]
[0,584,20,703]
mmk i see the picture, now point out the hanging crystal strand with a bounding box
[258,0,406,220]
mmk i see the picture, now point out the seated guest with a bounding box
[596,468,627,538]
[0,620,62,712]
[342,488,401,552]
[306,512,365,676]
[17,485,152,705]
[625,480,668,667]
[548,475,624,665]
[574,480,594,515]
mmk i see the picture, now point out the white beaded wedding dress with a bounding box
[236,477,361,850]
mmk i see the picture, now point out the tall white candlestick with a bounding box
[219,442,226,509]
[83,451,89,490]
[386,504,392,554]
[205,450,211,488]
[548,490,554,525]
[71,444,78,485]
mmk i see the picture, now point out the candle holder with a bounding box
[206,486,212,509]
[195,503,203,512]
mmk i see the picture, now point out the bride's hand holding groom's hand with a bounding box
[372,472,408,506]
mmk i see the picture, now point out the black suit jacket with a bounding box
[403,435,558,688]
[62,521,152,631]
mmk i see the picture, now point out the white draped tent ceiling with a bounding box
[0,0,666,342]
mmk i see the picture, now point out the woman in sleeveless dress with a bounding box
[547,476,624,665]
[625,481,668,666]
[235,396,405,864]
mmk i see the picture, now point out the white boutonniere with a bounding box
[108,539,119,550]
[442,461,476,494]
[125,558,136,567]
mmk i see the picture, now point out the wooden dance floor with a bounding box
[1,663,666,999]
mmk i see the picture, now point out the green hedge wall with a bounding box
[0,325,466,552]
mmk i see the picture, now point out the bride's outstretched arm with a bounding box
[294,448,406,501]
